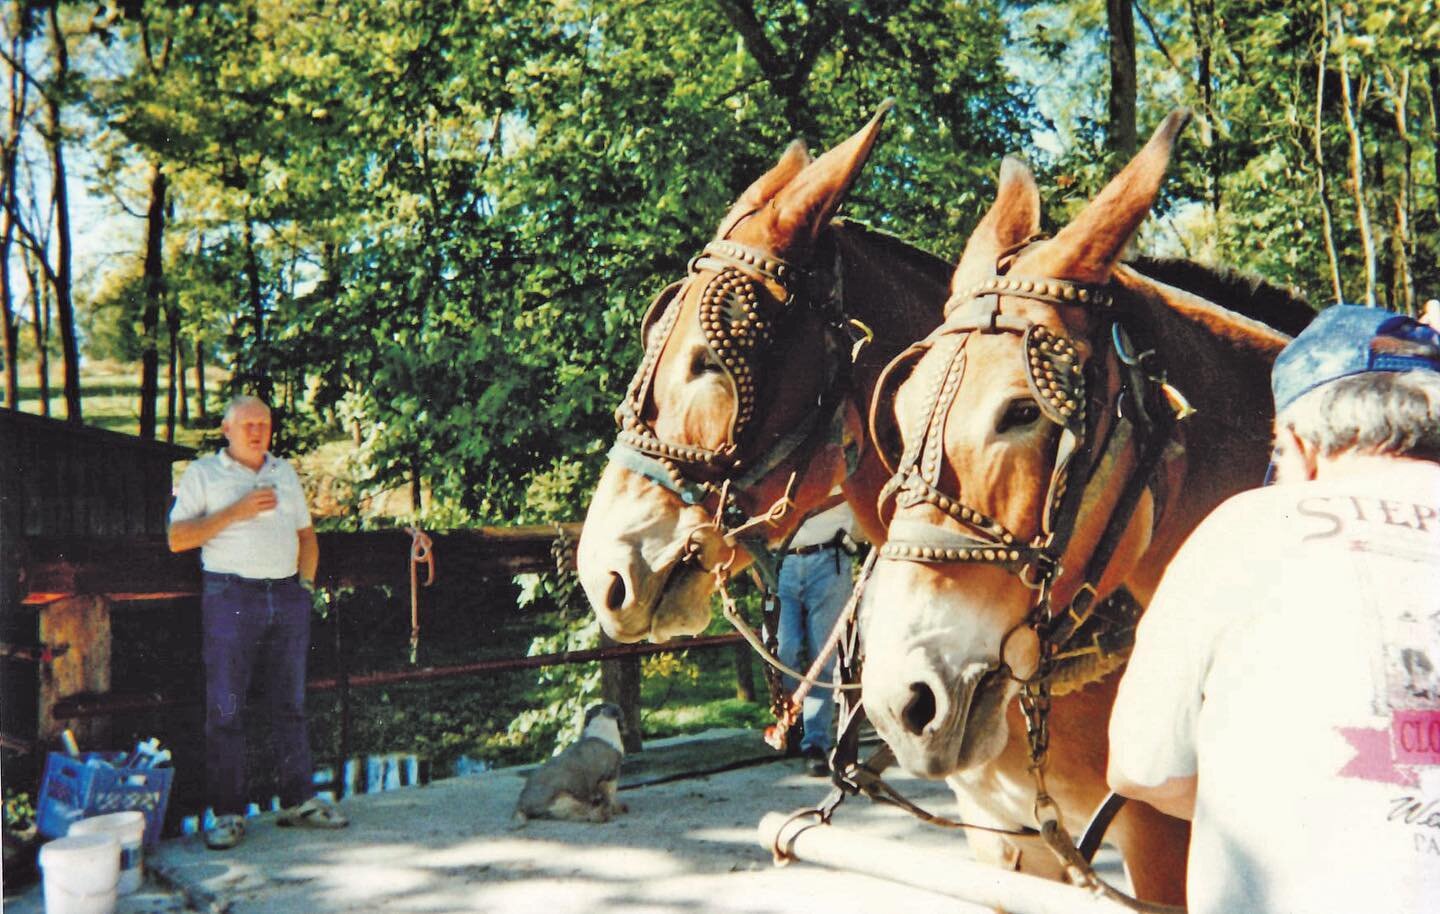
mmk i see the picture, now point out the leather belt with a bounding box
[203,571,299,590]
[787,541,838,556]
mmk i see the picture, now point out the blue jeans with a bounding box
[776,547,853,755]
[202,572,315,815]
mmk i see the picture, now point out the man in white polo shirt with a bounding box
[169,395,347,849]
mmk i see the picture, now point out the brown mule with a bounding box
[577,107,951,643]
[858,112,1303,902]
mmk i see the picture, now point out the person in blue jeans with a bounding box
[168,396,347,849]
[777,501,858,776]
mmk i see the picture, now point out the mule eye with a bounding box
[997,399,1042,434]
[689,349,724,378]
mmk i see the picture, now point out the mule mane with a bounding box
[834,218,952,280]
[830,219,952,358]
[1127,256,1314,337]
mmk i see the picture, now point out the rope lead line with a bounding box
[713,551,866,697]
[405,526,436,665]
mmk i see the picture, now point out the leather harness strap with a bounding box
[608,237,857,587]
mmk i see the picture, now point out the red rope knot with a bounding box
[405,527,436,662]
[406,527,436,586]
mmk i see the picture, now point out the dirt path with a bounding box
[4,730,1127,913]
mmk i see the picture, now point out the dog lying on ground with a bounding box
[513,702,628,824]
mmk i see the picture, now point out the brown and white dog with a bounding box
[513,702,628,824]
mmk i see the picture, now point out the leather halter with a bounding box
[869,271,1183,669]
[608,238,855,585]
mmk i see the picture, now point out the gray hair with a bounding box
[1277,370,1440,462]
[222,395,271,423]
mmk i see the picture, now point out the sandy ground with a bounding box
[3,730,1126,914]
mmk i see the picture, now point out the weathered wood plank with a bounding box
[18,525,584,599]
[39,595,112,745]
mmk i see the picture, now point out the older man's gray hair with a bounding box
[1278,369,1440,463]
[222,395,271,423]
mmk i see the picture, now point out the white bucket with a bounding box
[38,833,120,914]
[68,811,146,894]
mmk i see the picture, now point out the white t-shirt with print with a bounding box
[169,449,313,579]
[1110,459,1440,914]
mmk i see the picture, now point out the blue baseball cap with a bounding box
[1272,304,1440,413]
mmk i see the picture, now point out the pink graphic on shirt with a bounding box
[1392,710,1440,765]
[1337,725,1420,787]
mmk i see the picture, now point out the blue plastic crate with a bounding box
[35,752,173,849]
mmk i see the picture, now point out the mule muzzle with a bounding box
[864,649,1009,779]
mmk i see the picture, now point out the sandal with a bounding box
[204,814,246,850]
[277,796,349,829]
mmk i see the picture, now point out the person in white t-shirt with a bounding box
[1108,305,1440,913]
[169,396,346,849]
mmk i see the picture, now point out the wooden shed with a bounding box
[0,407,195,543]
[1,407,195,754]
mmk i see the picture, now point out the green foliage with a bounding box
[3,789,34,833]
[60,0,1037,522]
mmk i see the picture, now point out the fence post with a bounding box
[599,633,643,752]
[333,595,350,791]
[39,594,112,748]
[733,643,756,702]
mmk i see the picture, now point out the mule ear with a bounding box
[948,156,1042,310]
[767,100,896,254]
[714,140,813,240]
[1026,109,1191,284]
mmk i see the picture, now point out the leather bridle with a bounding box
[868,269,1188,686]
[607,238,858,585]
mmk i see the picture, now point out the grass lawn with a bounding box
[12,358,225,449]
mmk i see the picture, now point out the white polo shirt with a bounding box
[789,502,856,549]
[169,449,313,579]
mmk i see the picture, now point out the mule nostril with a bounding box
[901,682,937,736]
[604,572,628,613]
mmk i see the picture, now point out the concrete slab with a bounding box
[3,730,1127,914]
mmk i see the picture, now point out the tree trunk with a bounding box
[194,336,207,421]
[0,147,15,406]
[164,314,177,443]
[0,289,14,408]
[28,250,53,416]
[0,231,15,407]
[1430,62,1440,235]
[1383,68,1414,314]
[44,2,79,421]
[1187,0,1220,212]
[1106,0,1138,157]
[27,258,49,416]
[0,0,25,409]
[1313,1,1344,303]
[138,162,166,438]
[243,213,269,402]
[1336,17,1377,306]
[177,332,189,427]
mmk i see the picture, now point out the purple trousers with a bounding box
[201,572,315,815]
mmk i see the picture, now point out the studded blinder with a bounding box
[1023,324,1086,430]
[697,267,777,440]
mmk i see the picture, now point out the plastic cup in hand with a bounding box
[254,480,277,517]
